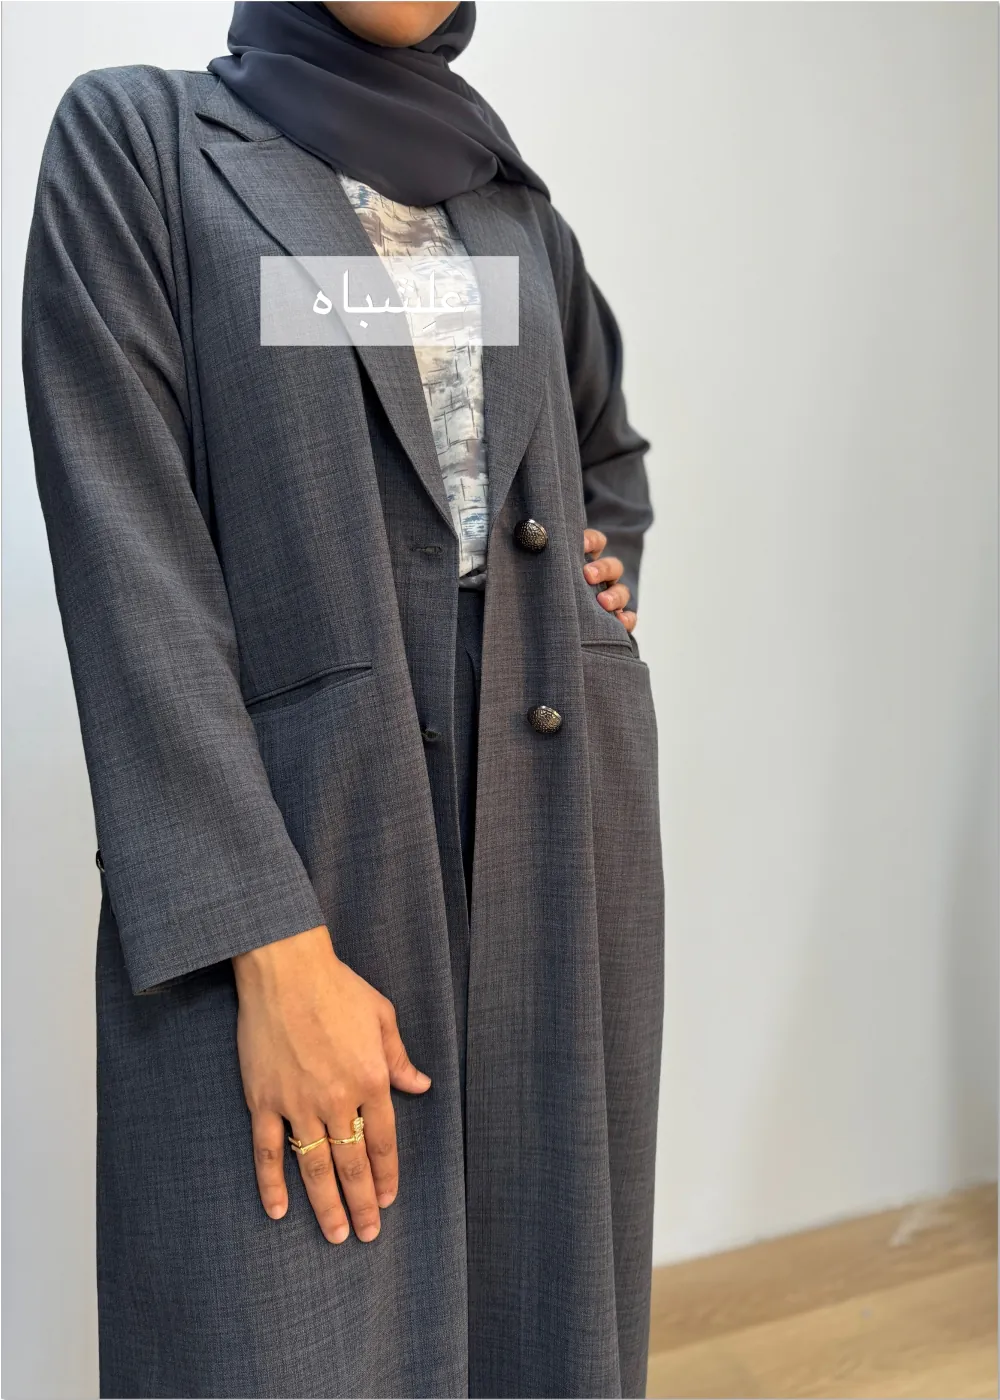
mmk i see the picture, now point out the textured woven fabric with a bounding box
[23,66,662,1400]
[452,586,485,1134]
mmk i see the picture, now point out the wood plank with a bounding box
[648,1260,997,1399]
[650,1184,997,1352]
[848,1348,999,1400]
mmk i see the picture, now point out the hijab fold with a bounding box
[208,2,550,207]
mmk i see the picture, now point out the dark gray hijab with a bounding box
[208,2,550,206]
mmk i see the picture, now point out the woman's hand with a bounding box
[232,924,432,1243]
[583,528,636,633]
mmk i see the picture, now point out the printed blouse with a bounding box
[338,173,488,586]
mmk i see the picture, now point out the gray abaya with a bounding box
[22,66,665,1399]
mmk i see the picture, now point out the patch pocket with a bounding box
[244,662,373,718]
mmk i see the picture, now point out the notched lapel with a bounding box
[443,188,555,526]
[195,80,555,540]
[197,107,454,532]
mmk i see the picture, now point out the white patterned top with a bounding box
[338,172,488,586]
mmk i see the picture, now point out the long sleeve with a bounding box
[22,72,326,994]
[550,208,653,611]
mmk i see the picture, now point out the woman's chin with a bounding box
[322,1,460,47]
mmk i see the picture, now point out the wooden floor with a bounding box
[647,1183,998,1399]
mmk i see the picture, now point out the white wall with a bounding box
[466,0,998,1254]
[3,4,997,1396]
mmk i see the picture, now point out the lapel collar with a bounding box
[195,79,554,541]
[443,186,554,526]
[196,82,453,531]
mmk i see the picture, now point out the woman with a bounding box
[22,3,664,1397]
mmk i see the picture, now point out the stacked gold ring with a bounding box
[287,1116,364,1155]
[287,1134,328,1156]
[327,1116,365,1146]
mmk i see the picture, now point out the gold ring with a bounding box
[327,1115,365,1146]
[287,1134,328,1156]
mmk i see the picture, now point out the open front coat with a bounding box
[23,65,664,1400]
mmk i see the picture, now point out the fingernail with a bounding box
[416,1070,432,1087]
[267,1202,287,1219]
[585,564,598,580]
[332,1223,349,1244]
[359,1225,380,1242]
[378,1191,396,1207]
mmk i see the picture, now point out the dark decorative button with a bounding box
[95,848,105,872]
[513,518,548,553]
[527,704,562,735]
[420,727,441,744]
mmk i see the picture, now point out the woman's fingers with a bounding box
[289,1116,350,1244]
[378,999,433,1095]
[326,1106,381,1242]
[360,1091,399,1208]
[583,527,607,559]
[251,1109,290,1221]
[583,553,624,588]
[584,556,631,616]
[596,583,631,613]
[581,545,637,631]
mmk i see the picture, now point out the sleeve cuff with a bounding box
[115,872,328,996]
